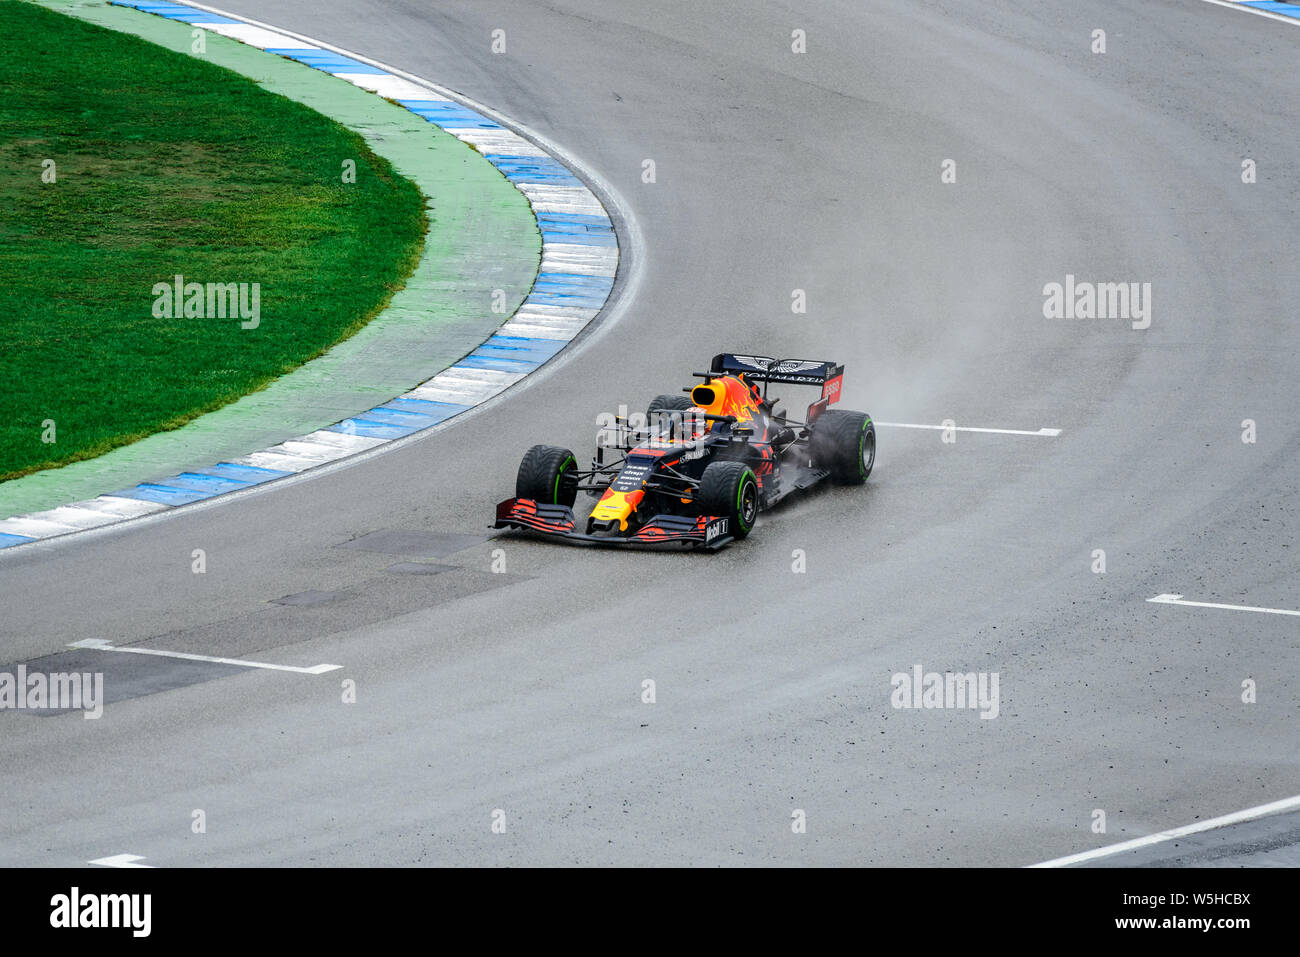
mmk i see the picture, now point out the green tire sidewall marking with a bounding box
[735,468,756,532]
[554,456,575,503]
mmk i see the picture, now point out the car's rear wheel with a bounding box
[516,444,579,507]
[810,410,874,484]
[697,460,759,539]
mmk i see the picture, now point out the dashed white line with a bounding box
[89,853,153,868]
[1030,793,1300,867]
[874,422,1062,437]
[69,639,342,674]
[1148,593,1300,618]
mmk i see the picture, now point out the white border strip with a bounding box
[1148,592,1300,617]
[874,422,1062,437]
[89,853,154,868]
[1030,793,1300,867]
[69,638,341,675]
[1197,0,1300,27]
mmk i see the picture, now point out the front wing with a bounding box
[494,498,734,550]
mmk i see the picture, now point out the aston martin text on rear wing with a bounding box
[709,353,844,400]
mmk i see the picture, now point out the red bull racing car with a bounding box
[493,353,874,549]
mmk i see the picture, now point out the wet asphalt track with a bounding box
[0,0,1297,866]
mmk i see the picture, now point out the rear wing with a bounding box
[709,353,844,403]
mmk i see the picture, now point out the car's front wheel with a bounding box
[697,460,759,539]
[516,444,579,507]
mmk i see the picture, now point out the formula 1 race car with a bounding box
[493,353,874,549]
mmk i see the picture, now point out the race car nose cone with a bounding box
[590,488,644,531]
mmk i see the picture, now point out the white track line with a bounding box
[874,422,1062,437]
[68,639,341,675]
[1030,793,1300,867]
[1197,0,1300,28]
[1148,593,1300,617]
[89,853,154,868]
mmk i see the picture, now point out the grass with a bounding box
[0,1,427,480]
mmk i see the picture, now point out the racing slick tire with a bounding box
[698,460,759,539]
[647,393,693,416]
[646,393,695,439]
[516,444,579,507]
[811,410,874,484]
